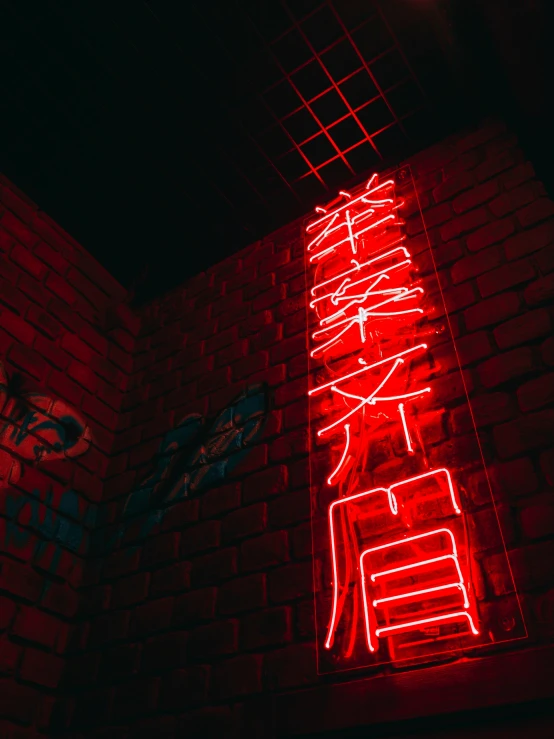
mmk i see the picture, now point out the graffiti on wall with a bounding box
[94,383,270,554]
[0,360,91,487]
[0,359,93,580]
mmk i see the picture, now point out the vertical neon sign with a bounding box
[305,168,526,672]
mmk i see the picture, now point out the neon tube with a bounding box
[327,424,351,486]
[373,582,470,610]
[375,612,479,637]
[306,178,395,233]
[308,344,428,396]
[310,243,409,297]
[398,402,413,453]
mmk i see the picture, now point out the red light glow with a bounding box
[306,172,486,667]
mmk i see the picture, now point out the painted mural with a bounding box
[1,363,269,572]
[0,360,91,487]
[96,382,270,554]
[1,359,93,579]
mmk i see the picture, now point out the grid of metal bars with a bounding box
[234,0,427,202]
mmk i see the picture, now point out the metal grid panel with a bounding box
[234,0,427,204]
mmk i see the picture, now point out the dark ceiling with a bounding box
[1,0,551,302]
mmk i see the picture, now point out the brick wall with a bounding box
[1,118,554,737]
[0,177,135,736]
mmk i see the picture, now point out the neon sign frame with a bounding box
[304,165,526,674]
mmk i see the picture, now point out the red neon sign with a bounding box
[305,168,525,672]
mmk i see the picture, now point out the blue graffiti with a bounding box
[91,383,269,556]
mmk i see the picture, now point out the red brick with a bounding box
[205,326,238,355]
[420,203,452,231]
[99,644,139,679]
[464,291,519,331]
[466,218,515,252]
[0,638,21,674]
[222,503,267,542]
[490,185,536,217]
[517,373,554,413]
[141,632,188,673]
[494,308,551,350]
[150,562,191,597]
[0,678,41,723]
[111,572,149,609]
[226,444,267,478]
[524,274,554,306]
[216,339,248,366]
[474,150,515,183]
[268,562,313,603]
[20,648,64,688]
[504,220,554,260]
[173,587,217,625]
[45,271,77,305]
[60,332,94,363]
[218,574,266,615]
[452,247,501,285]
[1,210,40,248]
[8,343,47,380]
[238,310,273,337]
[201,483,241,519]
[520,498,554,540]
[242,465,288,504]
[241,531,289,572]
[541,447,554,486]
[232,351,268,380]
[188,620,238,659]
[489,456,539,500]
[502,162,535,190]
[450,392,515,434]
[494,409,554,458]
[1,310,35,344]
[68,267,108,308]
[11,243,47,280]
[436,282,476,314]
[89,610,130,646]
[269,334,306,364]
[82,394,117,429]
[252,284,286,312]
[34,240,69,274]
[478,347,538,388]
[142,532,180,567]
[263,643,316,690]
[543,337,554,366]
[33,335,70,370]
[517,199,554,228]
[192,547,238,586]
[0,560,43,601]
[452,181,498,215]
[181,521,220,556]
[130,597,173,637]
[26,304,61,340]
[455,122,506,153]
[0,277,27,314]
[268,488,311,528]
[0,595,17,629]
[249,323,283,352]
[211,654,262,700]
[160,667,209,711]
[432,171,473,203]
[260,248,290,275]
[452,331,492,367]
[241,606,291,650]
[13,607,60,649]
[477,258,535,297]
